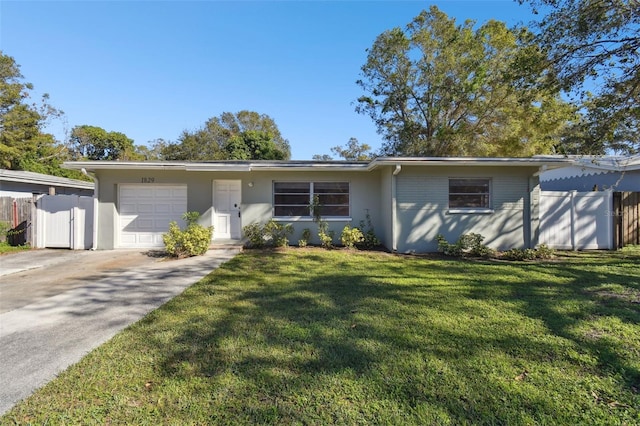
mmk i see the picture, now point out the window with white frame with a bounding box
[273,182,350,218]
[449,178,491,209]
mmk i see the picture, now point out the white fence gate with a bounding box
[36,195,94,249]
[539,191,613,250]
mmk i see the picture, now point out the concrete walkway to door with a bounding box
[0,247,240,416]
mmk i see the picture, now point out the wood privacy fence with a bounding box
[0,196,33,245]
[613,192,640,248]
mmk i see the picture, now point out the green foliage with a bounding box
[0,220,10,242]
[317,221,334,249]
[535,243,556,259]
[502,248,537,261]
[242,223,266,248]
[436,233,495,258]
[223,130,287,160]
[0,52,67,172]
[503,245,556,261]
[162,111,291,161]
[340,225,364,249]
[68,125,138,161]
[298,228,311,248]
[263,220,294,247]
[243,220,294,248]
[315,137,373,161]
[356,213,381,250]
[520,0,639,154]
[308,194,334,249]
[356,6,573,157]
[162,212,213,258]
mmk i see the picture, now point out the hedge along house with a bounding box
[64,157,571,252]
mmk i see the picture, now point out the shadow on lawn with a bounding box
[150,250,639,423]
[466,252,640,393]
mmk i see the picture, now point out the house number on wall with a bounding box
[141,177,155,183]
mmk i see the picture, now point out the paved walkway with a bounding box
[0,248,240,415]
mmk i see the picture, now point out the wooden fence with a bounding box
[613,192,640,248]
[0,196,33,245]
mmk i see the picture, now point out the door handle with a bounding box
[238,211,241,218]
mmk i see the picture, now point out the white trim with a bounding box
[272,217,352,222]
[447,209,495,214]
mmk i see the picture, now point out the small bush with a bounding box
[437,233,494,258]
[535,244,556,259]
[264,220,294,247]
[298,228,311,247]
[318,221,334,249]
[356,213,381,250]
[341,225,364,249]
[0,221,10,243]
[503,248,537,261]
[163,212,213,258]
[243,223,266,248]
[243,220,294,248]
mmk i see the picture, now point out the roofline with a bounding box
[367,157,573,170]
[0,169,94,189]
[63,157,574,173]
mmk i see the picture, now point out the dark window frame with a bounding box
[448,178,491,210]
[273,181,350,218]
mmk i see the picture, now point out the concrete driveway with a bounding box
[0,247,240,415]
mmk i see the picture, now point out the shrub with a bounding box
[0,221,10,243]
[243,223,266,248]
[318,221,334,249]
[535,244,556,259]
[437,233,494,258]
[341,225,364,249]
[163,212,213,258]
[243,220,294,248]
[356,213,381,250]
[503,248,536,261]
[298,228,311,247]
[264,220,294,247]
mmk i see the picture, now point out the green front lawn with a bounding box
[3,248,639,425]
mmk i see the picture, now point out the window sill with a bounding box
[273,217,352,222]
[447,209,494,215]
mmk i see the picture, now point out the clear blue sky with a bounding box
[1,1,539,160]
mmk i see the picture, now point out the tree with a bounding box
[0,52,68,172]
[356,6,574,157]
[331,137,373,161]
[518,0,639,154]
[313,137,374,161]
[135,138,168,160]
[312,154,333,161]
[68,125,138,161]
[162,111,291,160]
[223,130,287,160]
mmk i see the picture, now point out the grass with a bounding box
[0,242,30,255]
[2,247,640,425]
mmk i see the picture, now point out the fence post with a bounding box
[570,190,576,250]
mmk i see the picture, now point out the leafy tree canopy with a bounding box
[0,51,72,175]
[356,6,575,157]
[518,0,639,154]
[162,111,291,161]
[313,137,373,161]
[68,125,138,161]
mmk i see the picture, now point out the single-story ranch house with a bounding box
[64,157,572,253]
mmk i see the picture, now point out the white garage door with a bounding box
[119,184,187,248]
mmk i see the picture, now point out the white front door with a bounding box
[213,180,242,240]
